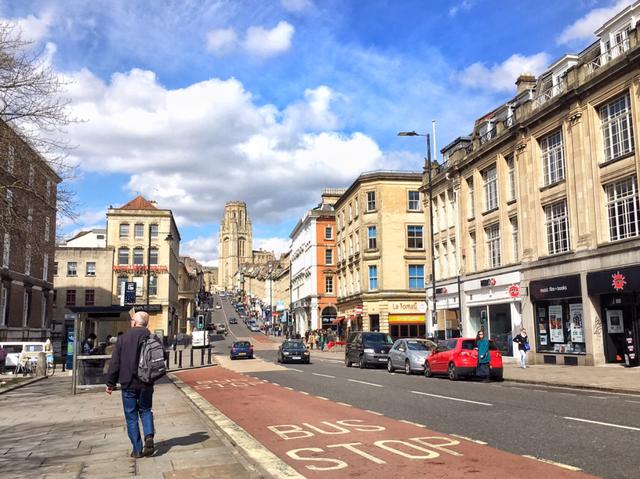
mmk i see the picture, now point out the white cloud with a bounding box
[281,0,315,13]
[557,0,635,45]
[205,28,238,55]
[63,68,384,228]
[449,0,475,17]
[457,52,551,92]
[254,237,291,257]
[181,235,218,267]
[2,10,54,44]
[244,21,294,58]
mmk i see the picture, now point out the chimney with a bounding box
[515,73,536,95]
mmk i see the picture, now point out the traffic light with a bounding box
[196,314,205,330]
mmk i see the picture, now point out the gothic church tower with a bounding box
[218,201,253,289]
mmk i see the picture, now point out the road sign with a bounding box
[124,281,137,304]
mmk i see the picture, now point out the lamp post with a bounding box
[268,266,273,328]
[398,130,437,339]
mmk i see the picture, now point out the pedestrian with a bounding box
[308,331,316,350]
[106,311,156,459]
[475,330,491,382]
[0,345,7,374]
[513,328,530,368]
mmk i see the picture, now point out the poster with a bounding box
[606,310,624,334]
[539,335,548,346]
[569,303,584,343]
[549,305,564,343]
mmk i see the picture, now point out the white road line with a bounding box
[399,419,427,428]
[410,390,493,407]
[337,402,352,407]
[563,416,640,431]
[522,455,582,472]
[365,410,384,416]
[312,373,336,379]
[284,387,293,391]
[300,391,310,395]
[451,434,488,445]
[288,368,304,373]
[316,396,329,401]
[272,382,280,386]
[347,379,383,388]
[626,400,640,404]
[588,396,609,399]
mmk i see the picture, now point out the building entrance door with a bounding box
[602,294,637,364]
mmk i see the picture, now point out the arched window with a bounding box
[223,237,229,256]
[239,238,245,257]
[118,248,129,265]
[133,247,144,265]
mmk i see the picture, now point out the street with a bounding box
[189,295,640,479]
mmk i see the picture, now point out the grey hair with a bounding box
[133,311,150,327]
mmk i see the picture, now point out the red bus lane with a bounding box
[176,367,595,479]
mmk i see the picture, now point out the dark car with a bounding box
[229,317,238,324]
[277,340,310,364]
[424,338,503,381]
[230,341,254,360]
[345,332,394,369]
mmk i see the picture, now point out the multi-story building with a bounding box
[177,256,203,333]
[106,196,181,342]
[0,121,61,341]
[335,171,426,338]
[428,2,640,366]
[290,189,342,336]
[218,201,253,290]
[202,267,219,293]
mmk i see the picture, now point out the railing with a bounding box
[478,126,497,146]
[533,82,566,109]
[587,39,630,75]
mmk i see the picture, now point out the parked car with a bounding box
[249,324,261,333]
[344,332,394,369]
[277,340,310,364]
[215,304,222,309]
[215,323,228,335]
[230,341,254,360]
[387,338,437,375]
[228,317,238,324]
[424,337,503,381]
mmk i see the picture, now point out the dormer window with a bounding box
[478,120,495,145]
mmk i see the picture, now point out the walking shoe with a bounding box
[130,451,143,459]
[143,434,155,457]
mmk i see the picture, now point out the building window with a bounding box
[150,224,158,239]
[325,226,333,240]
[483,165,498,211]
[434,242,440,279]
[540,130,565,186]
[469,232,477,271]
[24,245,31,276]
[67,261,77,276]
[28,165,34,187]
[2,233,10,268]
[149,247,158,265]
[118,248,129,265]
[134,223,144,239]
[325,276,334,293]
[467,178,475,218]
[348,236,353,256]
[53,261,58,276]
[42,253,48,280]
[44,217,50,242]
[485,224,501,268]
[606,176,639,241]
[355,230,360,253]
[149,275,157,296]
[354,197,359,217]
[366,191,376,211]
[23,291,31,326]
[408,190,420,211]
[85,289,95,306]
[367,226,377,249]
[119,223,129,238]
[349,203,353,222]
[507,154,516,201]
[86,262,96,276]
[65,289,76,307]
[600,94,634,162]
[133,247,144,265]
[545,200,570,255]
[325,248,333,265]
[510,217,519,262]
[408,265,425,290]
[407,225,424,249]
[368,265,378,291]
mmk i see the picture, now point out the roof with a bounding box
[119,195,158,210]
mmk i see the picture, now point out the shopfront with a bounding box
[387,301,427,339]
[587,265,640,366]
[530,275,585,365]
[428,281,461,340]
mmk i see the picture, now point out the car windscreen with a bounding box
[363,333,394,345]
[407,340,434,351]
[234,342,250,348]
[283,341,305,349]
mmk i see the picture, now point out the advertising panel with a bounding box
[548,305,564,343]
[569,303,584,343]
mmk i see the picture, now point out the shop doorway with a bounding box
[601,294,638,364]
[468,304,513,355]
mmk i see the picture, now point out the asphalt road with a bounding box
[207,295,640,479]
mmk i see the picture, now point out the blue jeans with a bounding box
[121,387,155,453]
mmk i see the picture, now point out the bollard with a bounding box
[200,347,205,366]
[189,348,194,368]
[178,350,183,368]
[174,349,177,365]
[35,352,47,377]
[207,347,212,365]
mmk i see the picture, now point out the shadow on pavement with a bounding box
[153,431,210,456]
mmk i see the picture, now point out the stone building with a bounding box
[202,267,219,293]
[218,201,253,290]
[177,256,203,333]
[0,121,61,341]
[426,2,640,366]
[335,171,426,338]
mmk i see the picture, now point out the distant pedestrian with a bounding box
[513,328,530,369]
[103,336,117,375]
[475,330,491,382]
[106,311,159,458]
[308,332,316,350]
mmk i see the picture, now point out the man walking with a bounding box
[106,311,155,458]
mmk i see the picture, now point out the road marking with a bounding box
[347,379,383,388]
[284,387,293,391]
[288,368,304,373]
[563,416,640,431]
[272,382,280,386]
[450,434,488,445]
[316,396,329,401]
[399,419,426,428]
[336,402,352,407]
[522,455,582,472]
[365,410,384,416]
[588,396,609,399]
[555,392,576,397]
[626,400,640,404]
[410,390,493,407]
[300,391,310,395]
[312,373,336,379]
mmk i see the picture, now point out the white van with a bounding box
[0,342,47,368]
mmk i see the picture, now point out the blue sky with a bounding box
[2,0,634,265]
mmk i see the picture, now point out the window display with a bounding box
[535,301,586,354]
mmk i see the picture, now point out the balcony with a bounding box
[532,81,565,110]
[478,126,497,146]
[586,39,630,75]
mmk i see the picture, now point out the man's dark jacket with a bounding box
[106,327,151,390]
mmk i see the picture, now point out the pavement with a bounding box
[0,373,261,479]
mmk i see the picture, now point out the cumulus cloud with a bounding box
[63,68,383,229]
[449,0,475,17]
[181,235,219,267]
[281,0,315,13]
[254,237,291,257]
[244,21,294,58]
[557,0,635,45]
[2,10,54,44]
[457,52,551,92]
[206,28,238,55]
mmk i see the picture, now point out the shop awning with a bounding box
[332,316,345,325]
[388,314,425,325]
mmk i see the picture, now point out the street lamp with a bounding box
[268,266,273,329]
[398,130,437,338]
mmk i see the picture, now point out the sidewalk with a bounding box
[0,374,260,479]
[311,349,640,394]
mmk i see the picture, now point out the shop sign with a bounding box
[390,302,422,313]
[587,266,640,295]
[530,275,581,300]
[113,265,169,274]
[480,278,497,287]
[435,287,448,294]
[354,305,363,314]
[508,284,520,298]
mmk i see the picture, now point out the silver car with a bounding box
[387,338,437,375]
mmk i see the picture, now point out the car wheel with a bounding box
[345,355,352,368]
[405,360,412,375]
[448,363,458,381]
[359,355,367,369]
[424,361,432,378]
[387,359,394,373]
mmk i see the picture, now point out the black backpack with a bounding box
[137,334,166,383]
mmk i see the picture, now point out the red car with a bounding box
[424,337,503,381]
